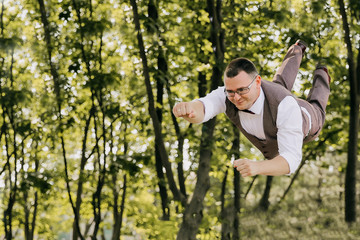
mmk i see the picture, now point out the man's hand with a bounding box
[233,159,259,177]
[173,102,196,118]
[173,101,205,124]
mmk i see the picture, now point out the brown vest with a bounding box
[225,80,311,159]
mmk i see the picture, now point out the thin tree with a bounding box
[147,0,171,219]
[219,125,241,240]
[36,0,84,238]
[259,176,273,211]
[111,171,127,240]
[177,0,225,238]
[1,44,18,240]
[338,0,360,223]
[0,3,15,237]
[130,0,186,205]
[232,126,240,240]
[110,115,127,240]
[68,0,116,236]
[22,137,40,240]
[0,24,19,240]
[220,167,230,240]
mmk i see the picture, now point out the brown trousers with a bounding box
[272,44,330,141]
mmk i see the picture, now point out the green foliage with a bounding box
[0,37,20,52]
[20,172,52,194]
[110,153,152,176]
[81,18,112,36]
[0,88,32,108]
[85,71,120,90]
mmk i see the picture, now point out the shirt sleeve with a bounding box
[196,86,227,123]
[277,96,303,175]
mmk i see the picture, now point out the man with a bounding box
[172,40,331,177]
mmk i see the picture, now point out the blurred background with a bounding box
[0,0,359,239]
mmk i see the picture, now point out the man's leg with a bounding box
[303,66,331,141]
[273,40,306,91]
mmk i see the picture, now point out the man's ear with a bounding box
[256,75,261,86]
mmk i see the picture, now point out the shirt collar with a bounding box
[248,88,264,115]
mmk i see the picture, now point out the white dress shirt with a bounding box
[197,86,307,174]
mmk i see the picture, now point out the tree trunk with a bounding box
[91,100,107,239]
[23,183,30,239]
[149,0,188,210]
[91,12,108,240]
[220,168,230,240]
[4,147,17,240]
[233,169,241,239]
[23,141,39,240]
[165,77,189,198]
[198,72,207,98]
[243,176,258,199]
[0,0,4,36]
[177,137,187,198]
[259,176,273,211]
[4,194,15,240]
[130,0,185,204]
[73,106,94,239]
[70,0,110,236]
[30,192,38,240]
[112,174,127,240]
[2,41,18,240]
[37,0,84,238]
[177,0,225,238]
[177,118,216,240]
[338,0,359,223]
[232,126,240,240]
[111,120,127,240]
[155,146,170,219]
[221,125,241,240]
[154,31,170,219]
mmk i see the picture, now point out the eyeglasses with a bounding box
[224,74,258,97]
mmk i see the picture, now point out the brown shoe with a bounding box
[295,39,307,56]
[316,64,331,83]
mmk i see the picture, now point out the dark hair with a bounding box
[225,58,258,78]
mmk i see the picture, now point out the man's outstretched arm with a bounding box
[173,100,205,124]
[233,155,290,177]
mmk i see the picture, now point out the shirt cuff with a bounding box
[280,152,301,175]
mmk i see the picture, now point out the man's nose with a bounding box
[234,92,242,101]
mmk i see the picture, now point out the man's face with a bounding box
[224,71,261,110]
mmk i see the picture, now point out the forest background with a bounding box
[0,0,360,239]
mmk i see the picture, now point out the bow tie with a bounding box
[240,109,255,114]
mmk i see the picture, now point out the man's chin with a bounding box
[230,100,247,110]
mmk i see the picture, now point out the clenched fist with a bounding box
[233,159,259,177]
[173,102,196,118]
[172,101,205,124]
